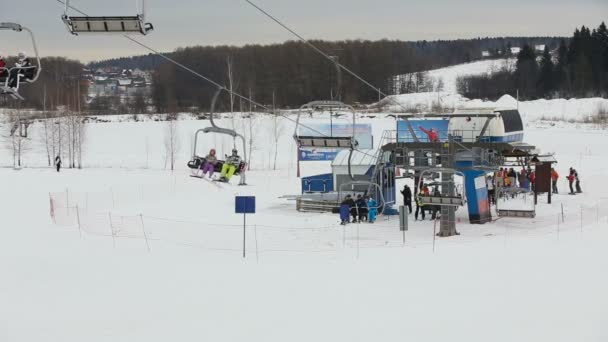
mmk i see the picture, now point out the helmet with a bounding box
[232,148,238,154]
[210,149,216,154]
[18,51,26,60]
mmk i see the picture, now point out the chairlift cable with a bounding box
[54,0,329,138]
[54,1,382,164]
[241,0,414,114]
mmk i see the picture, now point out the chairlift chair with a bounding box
[62,0,153,35]
[0,23,41,100]
[417,168,466,207]
[187,88,248,186]
[294,101,358,150]
[496,187,536,218]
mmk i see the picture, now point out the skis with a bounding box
[190,174,224,188]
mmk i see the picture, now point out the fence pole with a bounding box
[580,207,583,233]
[109,212,116,248]
[66,188,69,208]
[557,214,560,241]
[254,224,259,263]
[140,214,151,253]
[432,217,438,254]
[561,203,565,223]
[243,212,246,259]
[76,205,82,240]
[110,187,115,209]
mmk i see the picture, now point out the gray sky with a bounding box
[1,0,606,63]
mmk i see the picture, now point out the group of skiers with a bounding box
[492,167,537,191]
[0,51,34,90]
[400,184,441,221]
[488,166,582,196]
[197,148,243,183]
[339,194,378,225]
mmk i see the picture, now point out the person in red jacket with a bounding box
[567,168,576,195]
[0,54,7,79]
[419,126,439,142]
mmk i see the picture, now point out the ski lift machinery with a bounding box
[0,22,42,100]
[294,100,385,213]
[62,0,153,35]
[189,88,248,186]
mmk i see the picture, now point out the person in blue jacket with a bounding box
[339,195,354,225]
[368,196,378,223]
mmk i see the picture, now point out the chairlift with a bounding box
[417,168,466,207]
[187,88,248,186]
[62,0,153,35]
[0,22,42,100]
[338,181,386,215]
[496,187,536,218]
[294,101,358,150]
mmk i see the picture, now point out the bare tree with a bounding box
[5,110,30,168]
[271,92,285,170]
[164,114,180,171]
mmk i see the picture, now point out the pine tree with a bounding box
[514,44,539,99]
[554,39,570,95]
[537,46,555,97]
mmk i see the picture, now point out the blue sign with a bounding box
[299,150,339,161]
[397,119,449,143]
[298,123,373,149]
[235,196,256,214]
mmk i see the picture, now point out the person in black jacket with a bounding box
[400,185,412,214]
[54,155,62,172]
[355,195,368,222]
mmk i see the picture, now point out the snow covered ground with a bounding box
[1,111,607,341]
[383,57,608,123]
[396,58,515,94]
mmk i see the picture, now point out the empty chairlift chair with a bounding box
[62,0,154,35]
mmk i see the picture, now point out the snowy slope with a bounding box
[0,111,607,341]
[378,93,608,124]
[394,58,515,94]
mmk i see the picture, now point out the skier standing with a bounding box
[400,184,412,214]
[367,197,378,223]
[54,155,62,172]
[575,169,582,193]
[355,195,368,222]
[551,168,559,194]
[339,195,354,225]
[486,175,495,205]
[567,168,576,195]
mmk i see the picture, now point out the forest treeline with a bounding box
[1,36,568,111]
[147,37,563,112]
[457,23,608,100]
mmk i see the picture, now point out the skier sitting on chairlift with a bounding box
[8,52,32,89]
[219,148,242,182]
[200,149,217,179]
[0,54,7,79]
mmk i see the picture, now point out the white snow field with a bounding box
[1,111,607,342]
[395,58,516,94]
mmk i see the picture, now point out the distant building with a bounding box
[535,44,546,52]
[481,50,491,58]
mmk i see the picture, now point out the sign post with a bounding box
[235,196,256,258]
[399,205,408,244]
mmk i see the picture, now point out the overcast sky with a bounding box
[1,0,606,63]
